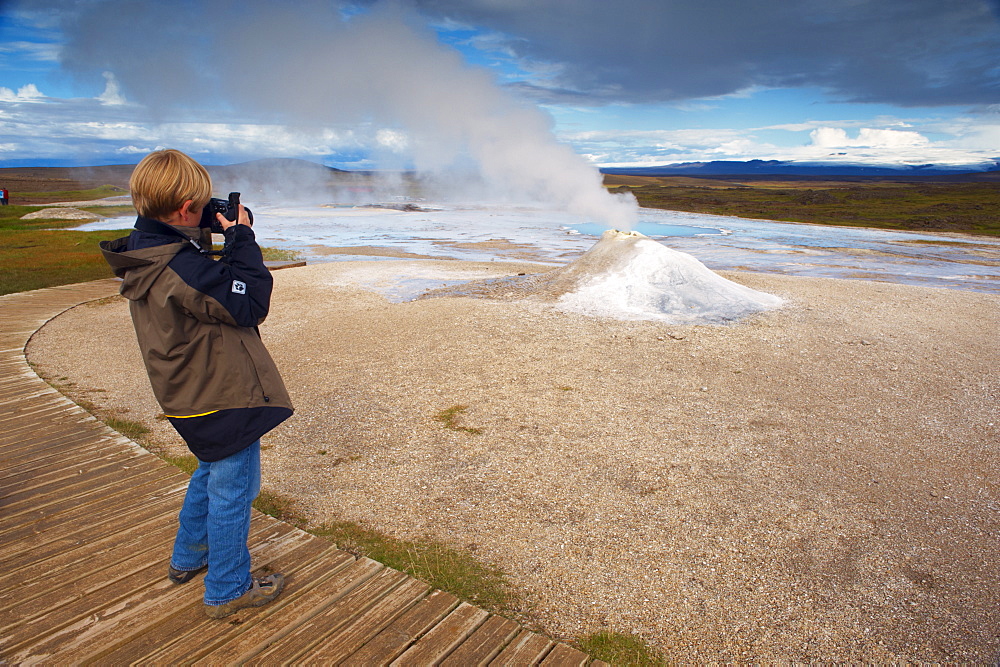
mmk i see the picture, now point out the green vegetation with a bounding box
[160,452,200,475]
[0,193,133,294]
[0,185,302,296]
[0,227,130,295]
[433,405,484,434]
[312,521,512,613]
[14,184,127,205]
[260,246,303,262]
[608,179,1000,236]
[103,416,151,440]
[577,631,663,666]
[253,488,307,525]
[0,187,133,295]
[231,486,515,614]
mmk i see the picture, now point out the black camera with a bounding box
[199,191,253,234]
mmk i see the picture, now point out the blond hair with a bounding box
[130,149,212,221]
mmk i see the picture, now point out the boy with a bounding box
[101,149,293,618]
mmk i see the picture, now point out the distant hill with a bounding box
[208,157,348,182]
[207,158,362,201]
[0,158,358,200]
[601,159,1000,181]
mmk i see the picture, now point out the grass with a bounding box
[260,246,303,262]
[577,631,663,666]
[433,405,484,434]
[0,185,302,295]
[311,521,513,613]
[103,416,151,440]
[608,180,1000,236]
[160,452,200,475]
[0,187,134,295]
[247,487,513,614]
[14,184,127,205]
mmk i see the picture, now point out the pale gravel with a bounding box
[26,261,1000,662]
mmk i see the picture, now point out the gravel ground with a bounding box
[27,261,1000,662]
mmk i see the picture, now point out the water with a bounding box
[568,221,725,238]
[84,202,1000,293]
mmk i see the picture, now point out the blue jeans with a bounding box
[169,441,261,605]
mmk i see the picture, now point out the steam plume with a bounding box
[58,0,637,227]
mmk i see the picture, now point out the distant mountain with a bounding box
[208,157,347,180]
[600,159,1000,178]
[208,158,356,199]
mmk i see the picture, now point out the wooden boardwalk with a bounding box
[0,279,601,666]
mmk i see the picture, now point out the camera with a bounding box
[199,191,253,234]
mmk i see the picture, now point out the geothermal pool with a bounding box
[86,202,1000,294]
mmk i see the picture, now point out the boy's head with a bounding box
[130,149,212,222]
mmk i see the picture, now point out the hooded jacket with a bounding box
[100,217,293,461]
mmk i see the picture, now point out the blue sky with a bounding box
[2,0,999,169]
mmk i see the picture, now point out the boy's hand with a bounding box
[216,204,251,231]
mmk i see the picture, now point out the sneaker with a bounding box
[168,564,207,585]
[204,574,284,619]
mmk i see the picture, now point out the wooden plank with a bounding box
[391,602,490,666]
[0,499,178,591]
[0,519,179,633]
[0,433,130,475]
[86,537,352,665]
[0,397,89,425]
[0,453,164,506]
[539,643,590,666]
[1,464,180,521]
[0,390,66,411]
[189,555,384,666]
[4,467,183,523]
[244,566,412,665]
[0,403,90,436]
[346,589,461,665]
[2,514,282,626]
[0,479,181,553]
[0,427,122,463]
[489,629,555,666]
[3,520,306,662]
[439,614,521,666]
[296,577,431,664]
[0,445,144,491]
[0,474,185,543]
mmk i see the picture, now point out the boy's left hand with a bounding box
[216,204,250,231]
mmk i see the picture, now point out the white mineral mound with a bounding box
[420,229,783,324]
[21,207,103,221]
[547,229,783,323]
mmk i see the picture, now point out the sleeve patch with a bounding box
[232,280,247,294]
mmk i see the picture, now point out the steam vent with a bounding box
[426,229,784,324]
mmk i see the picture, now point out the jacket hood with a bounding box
[100,236,185,301]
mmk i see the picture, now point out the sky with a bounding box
[1,0,1000,171]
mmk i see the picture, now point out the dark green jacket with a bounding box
[100,218,292,461]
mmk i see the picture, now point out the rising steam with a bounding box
[58,0,637,228]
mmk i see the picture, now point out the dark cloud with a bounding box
[413,0,1000,107]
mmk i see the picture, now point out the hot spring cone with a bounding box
[540,229,783,323]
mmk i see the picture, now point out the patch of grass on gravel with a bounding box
[577,631,663,666]
[311,521,513,614]
[433,404,483,434]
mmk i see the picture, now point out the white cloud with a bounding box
[0,83,45,102]
[810,126,930,148]
[97,71,126,106]
[375,128,410,152]
[569,120,997,168]
[0,40,59,63]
